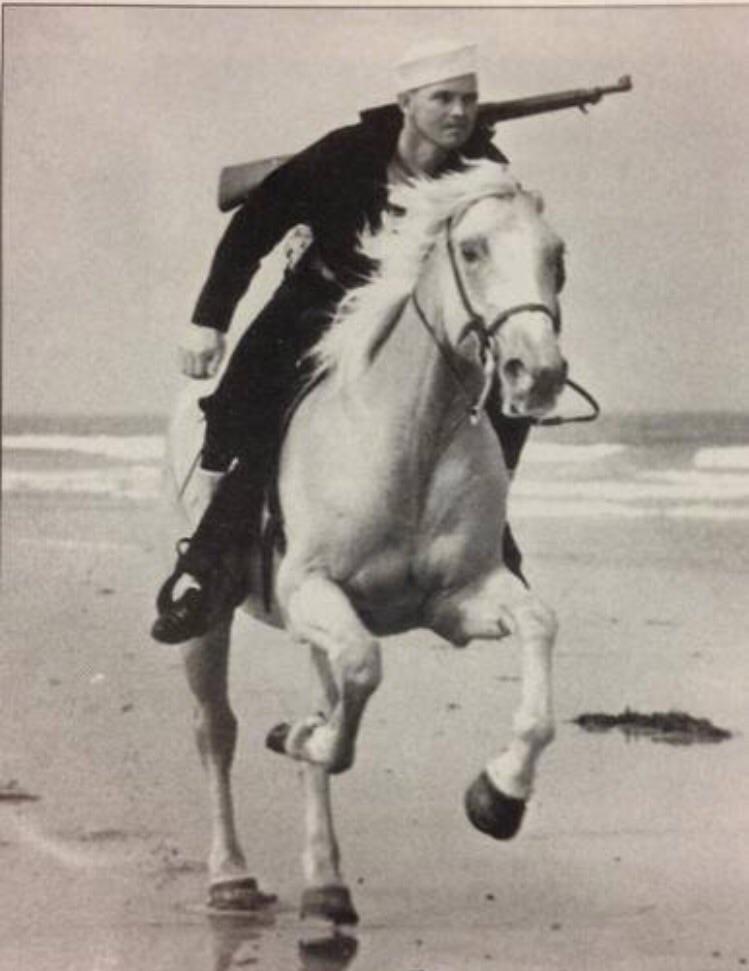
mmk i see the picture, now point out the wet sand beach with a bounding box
[1,470,748,970]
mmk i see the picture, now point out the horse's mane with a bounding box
[310,160,521,387]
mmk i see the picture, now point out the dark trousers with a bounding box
[184,270,341,568]
[200,269,344,470]
[185,270,532,580]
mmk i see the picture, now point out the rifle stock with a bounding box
[218,156,290,212]
[217,75,632,212]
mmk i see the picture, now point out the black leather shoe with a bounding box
[151,585,214,644]
[151,540,245,644]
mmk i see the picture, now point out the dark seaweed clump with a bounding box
[0,779,40,802]
[573,709,732,745]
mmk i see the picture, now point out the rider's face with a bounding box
[400,74,479,151]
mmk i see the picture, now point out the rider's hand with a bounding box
[179,324,226,379]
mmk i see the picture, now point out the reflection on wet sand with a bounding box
[207,912,359,971]
[207,911,271,971]
[298,932,359,971]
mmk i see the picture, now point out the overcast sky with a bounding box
[4,4,749,417]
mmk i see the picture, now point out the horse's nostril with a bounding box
[531,364,567,404]
[503,358,524,381]
[539,366,559,391]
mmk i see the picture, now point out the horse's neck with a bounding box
[356,280,481,476]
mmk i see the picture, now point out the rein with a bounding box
[535,378,600,426]
[411,215,599,428]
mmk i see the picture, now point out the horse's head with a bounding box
[434,178,568,420]
[313,162,568,414]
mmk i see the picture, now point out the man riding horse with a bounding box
[152,40,534,644]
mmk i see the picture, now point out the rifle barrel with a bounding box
[218,75,633,211]
[479,75,632,124]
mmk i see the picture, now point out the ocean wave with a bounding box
[514,473,749,502]
[694,446,749,470]
[2,466,161,500]
[664,505,749,521]
[511,499,749,520]
[5,436,746,477]
[3,433,629,467]
[3,434,164,462]
[523,442,625,463]
[511,499,648,519]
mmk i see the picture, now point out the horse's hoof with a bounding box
[464,770,526,840]
[266,722,291,756]
[300,885,359,926]
[208,877,278,912]
[266,716,333,765]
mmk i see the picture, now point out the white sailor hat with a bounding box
[395,40,478,93]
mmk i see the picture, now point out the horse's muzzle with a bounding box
[502,358,568,417]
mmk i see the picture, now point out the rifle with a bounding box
[218,74,632,212]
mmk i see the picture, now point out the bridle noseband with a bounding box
[412,209,598,427]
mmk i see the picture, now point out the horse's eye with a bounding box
[460,240,485,264]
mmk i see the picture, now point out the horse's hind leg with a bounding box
[268,573,382,775]
[182,617,274,909]
[431,568,557,840]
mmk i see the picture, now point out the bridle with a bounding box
[411,210,598,427]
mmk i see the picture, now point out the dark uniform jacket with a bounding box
[192,106,507,333]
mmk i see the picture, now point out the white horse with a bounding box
[164,161,568,923]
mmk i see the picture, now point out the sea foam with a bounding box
[2,466,161,500]
[514,473,749,502]
[694,446,749,470]
[3,435,164,462]
[523,442,625,464]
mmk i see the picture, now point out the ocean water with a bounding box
[2,411,749,520]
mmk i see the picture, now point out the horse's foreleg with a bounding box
[298,648,359,925]
[268,574,382,775]
[182,618,270,906]
[431,569,557,840]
